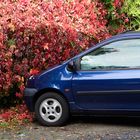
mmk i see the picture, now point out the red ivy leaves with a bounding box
[0,0,126,114]
[0,0,126,126]
[0,0,112,101]
[0,104,33,125]
[30,69,39,75]
[113,0,124,9]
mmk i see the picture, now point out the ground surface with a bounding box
[1,116,140,140]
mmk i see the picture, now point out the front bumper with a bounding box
[24,88,38,112]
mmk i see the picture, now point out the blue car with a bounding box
[24,31,140,126]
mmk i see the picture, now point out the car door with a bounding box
[72,39,140,110]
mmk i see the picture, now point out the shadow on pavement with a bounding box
[68,116,140,127]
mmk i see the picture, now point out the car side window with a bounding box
[80,39,140,70]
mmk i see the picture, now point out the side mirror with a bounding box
[67,60,76,71]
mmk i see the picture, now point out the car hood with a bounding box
[37,64,62,77]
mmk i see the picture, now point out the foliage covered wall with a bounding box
[0,0,129,108]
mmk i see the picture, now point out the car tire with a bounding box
[35,92,69,126]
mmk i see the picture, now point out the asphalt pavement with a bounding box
[1,116,140,140]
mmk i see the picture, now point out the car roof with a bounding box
[113,31,140,38]
[99,31,140,45]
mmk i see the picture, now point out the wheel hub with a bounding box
[39,98,62,123]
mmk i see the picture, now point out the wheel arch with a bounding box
[33,88,69,111]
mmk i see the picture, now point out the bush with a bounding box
[101,0,127,33]
[122,0,140,30]
[0,0,128,128]
[0,104,33,129]
[0,0,113,107]
[0,0,128,109]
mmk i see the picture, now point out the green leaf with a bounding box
[7,39,16,47]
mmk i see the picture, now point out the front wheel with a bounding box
[35,92,69,126]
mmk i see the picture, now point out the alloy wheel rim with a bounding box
[39,98,62,123]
